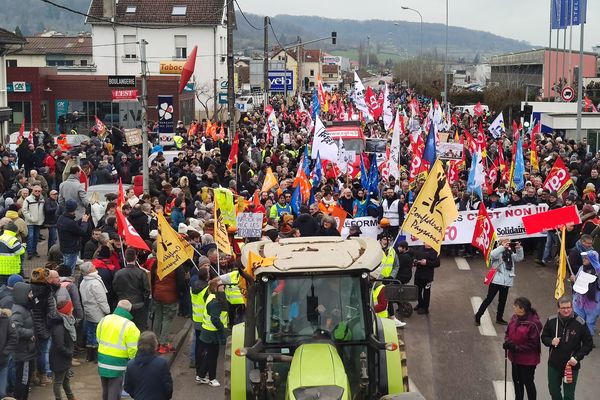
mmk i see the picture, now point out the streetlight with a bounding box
[400,6,423,86]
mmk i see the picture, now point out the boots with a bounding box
[86,347,94,362]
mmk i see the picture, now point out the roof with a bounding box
[303,49,321,63]
[87,0,226,26]
[241,237,382,275]
[322,64,338,74]
[15,36,92,56]
[0,28,27,46]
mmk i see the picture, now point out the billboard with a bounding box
[157,95,174,133]
[268,70,293,92]
[159,61,185,75]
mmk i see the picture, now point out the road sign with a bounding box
[561,86,575,102]
[218,93,228,104]
[108,75,136,88]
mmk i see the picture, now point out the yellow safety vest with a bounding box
[190,286,208,324]
[0,231,24,276]
[373,284,388,318]
[224,270,244,305]
[173,135,184,149]
[96,312,140,378]
[202,293,228,331]
[380,247,395,278]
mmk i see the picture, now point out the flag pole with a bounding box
[118,236,126,267]
[189,243,221,277]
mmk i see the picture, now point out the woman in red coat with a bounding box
[503,297,543,400]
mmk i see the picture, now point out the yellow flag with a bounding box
[156,213,193,280]
[401,159,459,254]
[239,251,276,300]
[213,187,236,226]
[261,167,278,193]
[555,227,567,300]
[214,195,232,255]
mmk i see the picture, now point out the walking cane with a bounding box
[504,348,508,400]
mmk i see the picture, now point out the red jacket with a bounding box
[505,311,543,366]
[133,175,144,197]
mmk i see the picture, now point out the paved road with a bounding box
[172,255,599,400]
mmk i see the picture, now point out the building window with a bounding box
[329,74,333,78]
[175,35,187,59]
[310,69,314,77]
[172,5,187,16]
[124,35,137,59]
[126,5,136,13]
[6,59,17,67]
[47,60,74,67]
[80,60,88,66]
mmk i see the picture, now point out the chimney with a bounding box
[102,0,115,19]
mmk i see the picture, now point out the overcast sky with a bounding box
[239,0,599,51]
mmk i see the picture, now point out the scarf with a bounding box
[61,314,77,342]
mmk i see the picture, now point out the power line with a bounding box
[234,0,261,31]
[40,0,228,30]
[268,20,285,51]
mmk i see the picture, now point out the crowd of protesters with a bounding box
[0,82,598,399]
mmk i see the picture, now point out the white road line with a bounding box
[471,296,497,337]
[454,256,471,270]
[493,380,515,400]
[408,378,421,394]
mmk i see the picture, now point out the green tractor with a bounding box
[224,237,421,400]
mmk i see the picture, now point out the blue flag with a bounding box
[313,151,323,188]
[423,121,437,170]
[360,155,368,190]
[467,149,484,199]
[367,153,379,197]
[290,185,301,215]
[513,135,525,191]
[311,89,321,121]
[303,145,311,176]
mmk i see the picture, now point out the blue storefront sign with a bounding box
[157,95,174,133]
[55,99,69,133]
[268,70,293,92]
[7,82,31,93]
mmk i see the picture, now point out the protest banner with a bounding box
[340,216,382,239]
[404,203,549,246]
[522,205,580,234]
[236,212,264,238]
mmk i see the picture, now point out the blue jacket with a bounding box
[490,245,523,287]
[124,352,173,400]
[170,207,185,230]
[57,213,89,254]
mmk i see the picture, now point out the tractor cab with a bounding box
[225,237,416,400]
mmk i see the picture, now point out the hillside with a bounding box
[0,1,534,61]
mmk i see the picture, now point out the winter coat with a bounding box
[396,251,414,284]
[80,272,111,323]
[58,174,89,219]
[113,264,151,311]
[413,246,441,282]
[541,313,594,371]
[43,197,59,226]
[0,308,17,367]
[92,258,118,308]
[49,319,74,373]
[128,209,150,241]
[30,282,61,341]
[10,282,37,362]
[21,194,45,225]
[57,213,89,254]
[59,277,84,320]
[5,210,28,243]
[505,311,543,366]
[170,207,185,230]
[490,245,523,287]
[0,284,15,309]
[150,260,185,304]
[83,239,100,260]
[124,353,173,400]
[292,213,320,237]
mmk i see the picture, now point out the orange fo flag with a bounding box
[117,178,125,209]
[261,167,278,193]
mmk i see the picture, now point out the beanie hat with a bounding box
[65,199,78,212]
[197,256,210,267]
[4,221,18,233]
[30,268,49,284]
[7,274,24,288]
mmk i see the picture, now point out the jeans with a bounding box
[84,320,99,347]
[190,329,199,364]
[548,365,578,400]
[0,362,8,398]
[47,226,57,251]
[152,301,178,345]
[101,376,123,400]
[63,253,78,275]
[37,337,51,376]
[476,283,510,321]
[573,301,600,335]
[27,225,41,256]
[52,369,74,400]
[542,230,559,262]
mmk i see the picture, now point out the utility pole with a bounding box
[296,36,302,94]
[263,16,269,107]
[139,39,149,193]
[226,0,235,141]
[366,36,370,67]
[443,0,448,109]
[575,0,586,141]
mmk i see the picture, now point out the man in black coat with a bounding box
[292,205,320,237]
[413,244,440,315]
[57,199,90,274]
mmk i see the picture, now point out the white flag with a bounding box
[352,71,371,119]
[311,115,338,162]
[337,136,348,174]
[389,109,401,180]
[382,83,394,130]
[297,93,306,112]
[488,112,505,139]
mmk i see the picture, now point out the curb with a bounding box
[165,318,192,368]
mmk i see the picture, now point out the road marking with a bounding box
[493,380,515,400]
[454,256,471,270]
[471,297,497,337]
[408,378,421,394]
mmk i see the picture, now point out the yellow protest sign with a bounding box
[214,195,232,255]
[213,187,236,226]
[239,251,276,301]
[156,213,193,280]
[555,227,567,300]
[401,159,458,254]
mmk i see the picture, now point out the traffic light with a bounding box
[331,32,337,45]
[522,104,533,129]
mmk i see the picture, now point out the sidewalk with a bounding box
[29,317,191,400]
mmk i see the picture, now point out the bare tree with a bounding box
[194,81,218,120]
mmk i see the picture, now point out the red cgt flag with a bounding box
[117,178,125,209]
[116,208,150,251]
[226,132,240,171]
[471,202,496,267]
[543,157,573,195]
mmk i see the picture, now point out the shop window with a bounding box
[6,59,17,67]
